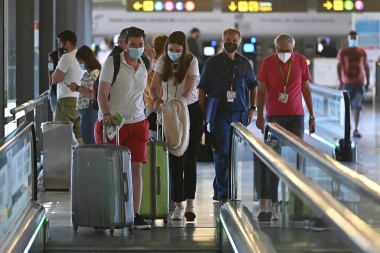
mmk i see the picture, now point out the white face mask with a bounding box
[277,52,292,63]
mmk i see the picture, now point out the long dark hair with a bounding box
[162,31,193,85]
[76,45,101,71]
[48,50,59,73]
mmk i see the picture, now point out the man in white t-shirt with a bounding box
[52,30,84,145]
[94,26,151,230]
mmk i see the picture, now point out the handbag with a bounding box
[204,97,219,124]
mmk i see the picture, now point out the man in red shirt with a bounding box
[337,30,370,138]
[255,33,315,221]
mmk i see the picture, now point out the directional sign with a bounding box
[317,0,380,12]
[127,0,213,12]
[222,0,308,13]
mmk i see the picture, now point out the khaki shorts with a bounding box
[54,97,81,139]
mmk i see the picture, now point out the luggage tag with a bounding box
[278,87,288,104]
[227,90,236,103]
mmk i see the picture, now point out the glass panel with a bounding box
[303,85,345,142]
[4,0,17,136]
[0,128,34,241]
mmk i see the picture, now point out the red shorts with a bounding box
[94,119,149,163]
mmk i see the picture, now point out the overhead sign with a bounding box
[126,0,213,12]
[221,0,308,13]
[317,0,380,12]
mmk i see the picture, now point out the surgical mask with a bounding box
[99,43,106,51]
[277,52,292,63]
[348,39,358,48]
[224,42,238,54]
[167,51,182,62]
[128,47,144,59]
[48,63,54,72]
[79,63,87,71]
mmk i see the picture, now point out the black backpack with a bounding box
[92,54,121,111]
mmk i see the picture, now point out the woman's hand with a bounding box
[153,97,163,112]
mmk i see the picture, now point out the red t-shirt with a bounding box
[257,53,311,117]
[337,47,367,84]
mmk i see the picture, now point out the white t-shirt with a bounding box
[154,56,199,104]
[56,50,84,100]
[98,52,147,124]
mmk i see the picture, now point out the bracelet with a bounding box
[250,106,257,111]
[309,115,316,120]
[75,86,80,92]
[103,113,111,117]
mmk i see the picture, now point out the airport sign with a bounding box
[317,0,380,12]
[126,0,213,12]
[221,0,308,13]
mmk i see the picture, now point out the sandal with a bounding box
[353,130,362,138]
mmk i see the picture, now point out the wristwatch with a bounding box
[250,106,257,111]
[309,115,316,120]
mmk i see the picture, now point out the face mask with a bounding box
[224,42,238,54]
[348,39,358,48]
[58,47,66,56]
[167,51,182,62]
[128,47,144,59]
[277,52,292,63]
[48,63,54,72]
[79,63,87,71]
[99,43,106,51]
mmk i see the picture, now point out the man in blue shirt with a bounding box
[198,28,258,201]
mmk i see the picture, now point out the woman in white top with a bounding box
[150,31,203,222]
[68,45,101,144]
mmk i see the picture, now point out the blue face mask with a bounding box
[167,51,182,62]
[348,39,358,48]
[48,63,54,72]
[128,47,144,59]
[79,63,87,71]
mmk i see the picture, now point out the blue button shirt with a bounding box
[198,52,258,113]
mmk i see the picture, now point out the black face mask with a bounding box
[58,47,66,57]
[224,42,238,54]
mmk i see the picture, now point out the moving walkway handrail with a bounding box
[229,122,380,253]
[219,200,276,253]
[309,83,351,150]
[266,122,380,205]
[9,90,50,115]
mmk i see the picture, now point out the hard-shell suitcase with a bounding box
[140,126,170,223]
[71,125,134,234]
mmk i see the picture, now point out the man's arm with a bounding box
[52,69,65,84]
[301,80,316,133]
[247,86,257,125]
[337,61,343,90]
[255,81,266,133]
[364,61,370,91]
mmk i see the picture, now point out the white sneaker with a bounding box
[171,206,184,220]
[184,206,196,222]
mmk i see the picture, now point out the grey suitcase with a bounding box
[71,125,134,234]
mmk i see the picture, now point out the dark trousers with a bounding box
[254,115,304,203]
[170,102,203,202]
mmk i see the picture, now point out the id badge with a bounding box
[227,90,236,102]
[278,93,289,103]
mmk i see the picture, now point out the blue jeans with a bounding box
[343,84,365,110]
[145,107,156,139]
[49,93,57,114]
[77,107,97,144]
[210,111,248,199]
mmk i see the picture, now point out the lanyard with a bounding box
[224,55,237,91]
[278,62,292,92]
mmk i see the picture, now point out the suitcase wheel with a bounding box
[163,216,168,224]
[74,225,78,232]
[110,228,114,235]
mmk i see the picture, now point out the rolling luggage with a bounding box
[140,126,170,223]
[71,125,134,234]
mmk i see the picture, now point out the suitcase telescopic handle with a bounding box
[123,172,130,202]
[103,120,121,145]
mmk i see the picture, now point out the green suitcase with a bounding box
[288,191,313,221]
[140,140,170,223]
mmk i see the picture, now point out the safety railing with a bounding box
[0,122,48,253]
[6,90,50,162]
[228,122,380,253]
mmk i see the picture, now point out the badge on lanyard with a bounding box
[227,90,236,102]
[278,62,292,104]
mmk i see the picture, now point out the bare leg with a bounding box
[131,162,143,214]
[186,199,194,207]
[352,109,360,131]
[175,202,184,208]
[76,138,84,146]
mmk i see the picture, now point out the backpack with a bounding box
[92,54,121,111]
